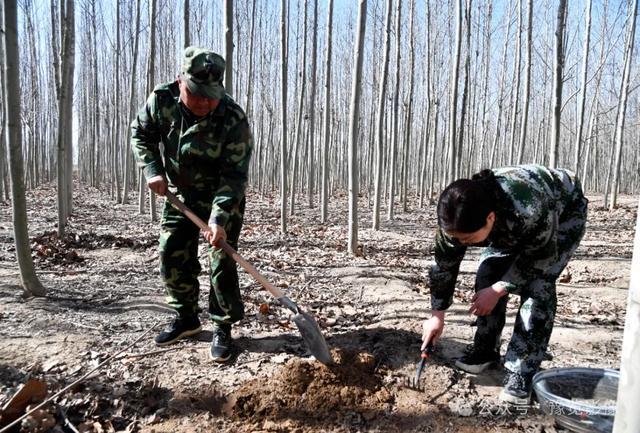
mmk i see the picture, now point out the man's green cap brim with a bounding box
[183,73,225,99]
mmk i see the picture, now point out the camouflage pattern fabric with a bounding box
[429,164,588,375]
[160,191,245,324]
[131,79,253,324]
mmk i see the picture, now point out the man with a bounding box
[131,46,253,362]
[421,165,587,403]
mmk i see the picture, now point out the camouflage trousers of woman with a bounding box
[473,194,588,376]
[159,190,245,325]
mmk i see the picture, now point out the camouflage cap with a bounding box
[180,46,226,99]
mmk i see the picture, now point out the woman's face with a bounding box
[445,211,496,245]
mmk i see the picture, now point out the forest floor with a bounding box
[0,182,636,433]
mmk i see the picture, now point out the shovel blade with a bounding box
[292,310,333,365]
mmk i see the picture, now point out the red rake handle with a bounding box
[164,191,287,300]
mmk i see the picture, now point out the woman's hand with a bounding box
[203,224,227,248]
[422,311,445,349]
[469,283,508,316]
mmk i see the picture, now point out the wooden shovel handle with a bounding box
[164,191,286,300]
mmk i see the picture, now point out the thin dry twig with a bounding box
[0,321,159,433]
[117,346,181,360]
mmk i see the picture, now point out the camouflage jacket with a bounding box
[131,81,253,226]
[430,164,586,310]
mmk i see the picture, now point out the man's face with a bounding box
[178,79,220,116]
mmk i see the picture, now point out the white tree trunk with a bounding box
[550,0,567,168]
[279,0,288,233]
[613,197,640,433]
[609,0,637,209]
[517,0,532,164]
[372,0,393,230]
[2,0,46,297]
[320,0,333,224]
[347,0,367,255]
[573,0,592,173]
[447,0,463,184]
[386,0,401,221]
[224,0,233,97]
[183,0,190,48]
[122,0,141,205]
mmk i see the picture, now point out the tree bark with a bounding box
[2,0,46,297]
[386,0,401,221]
[372,0,393,230]
[279,0,288,233]
[609,0,637,209]
[320,0,333,224]
[447,0,463,184]
[347,0,367,255]
[550,0,567,168]
[183,0,190,48]
[573,0,592,173]
[122,0,141,205]
[613,197,640,433]
[224,0,233,97]
[517,0,532,164]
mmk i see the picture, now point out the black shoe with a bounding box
[210,324,233,362]
[155,316,202,346]
[454,346,500,374]
[500,371,533,404]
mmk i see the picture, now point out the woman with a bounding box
[422,164,588,404]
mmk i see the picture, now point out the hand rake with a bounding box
[405,342,435,391]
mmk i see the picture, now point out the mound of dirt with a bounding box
[230,349,393,424]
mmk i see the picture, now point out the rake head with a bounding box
[404,375,425,392]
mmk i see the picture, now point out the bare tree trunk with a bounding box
[244,0,256,116]
[307,0,318,208]
[372,0,393,229]
[290,0,308,216]
[57,0,75,236]
[401,0,416,213]
[122,0,141,205]
[386,0,401,221]
[456,0,471,178]
[279,0,288,233]
[320,0,333,224]
[347,0,367,255]
[143,0,158,220]
[224,0,233,97]
[573,0,592,173]
[610,0,637,209]
[508,0,522,164]
[613,196,640,433]
[2,0,46,297]
[183,0,190,48]
[517,0,532,164]
[447,0,463,184]
[550,0,567,168]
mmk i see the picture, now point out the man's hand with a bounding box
[203,224,227,248]
[422,310,445,349]
[147,175,168,196]
[469,283,508,316]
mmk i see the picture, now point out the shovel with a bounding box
[164,191,333,365]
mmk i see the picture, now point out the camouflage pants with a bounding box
[473,194,588,376]
[159,191,245,325]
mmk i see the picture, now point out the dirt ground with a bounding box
[0,183,635,433]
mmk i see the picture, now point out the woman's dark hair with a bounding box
[437,169,500,233]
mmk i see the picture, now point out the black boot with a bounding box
[155,316,202,346]
[454,345,500,374]
[500,371,533,404]
[210,324,233,362]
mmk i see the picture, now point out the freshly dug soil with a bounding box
[230,349,393,424]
